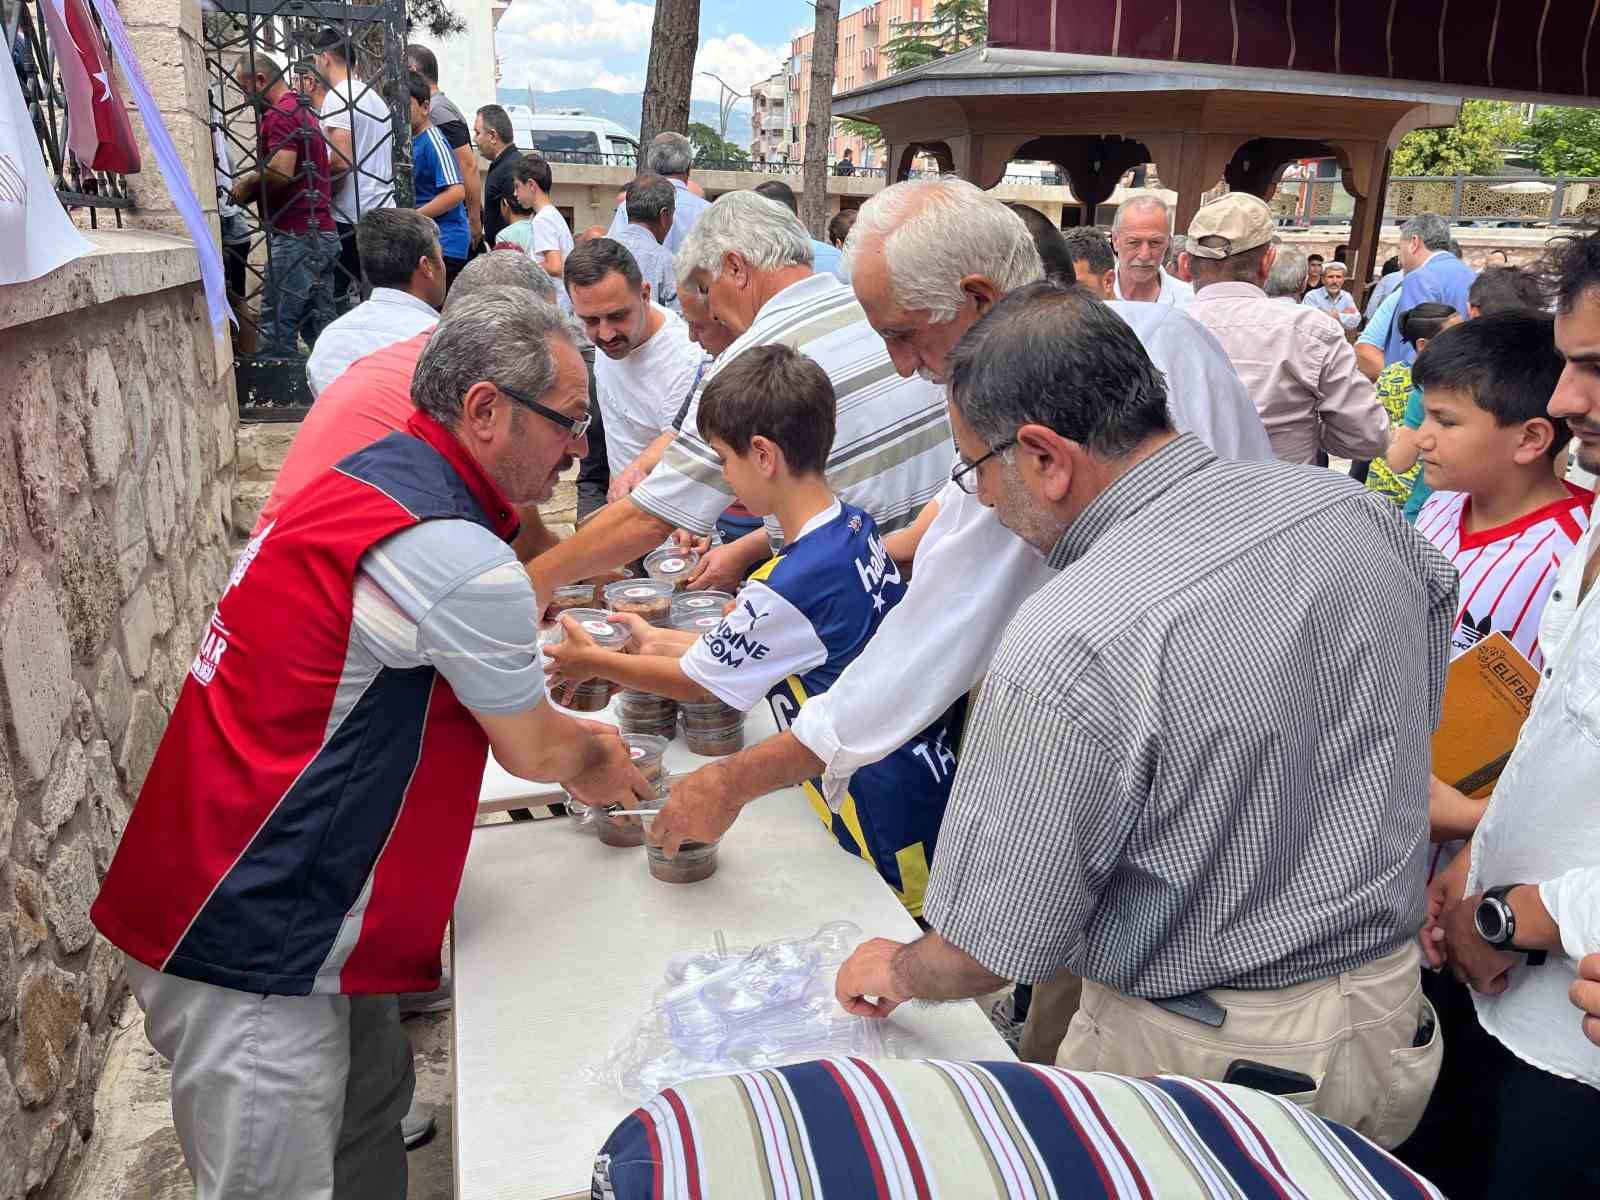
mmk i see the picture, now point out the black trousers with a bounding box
[1397,971,1600,1198]
[443,256,467,292]
[335,223,361,309]
[576,343,609,521]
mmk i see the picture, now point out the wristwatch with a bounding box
[1474,885,1548,966]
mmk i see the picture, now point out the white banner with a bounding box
[0,45,93,285]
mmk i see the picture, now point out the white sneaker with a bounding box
[402,1101,436,1150]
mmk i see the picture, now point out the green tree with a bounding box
[1521,106,1600,175]
[408,0,466,38]
[835,116,884,146]
[882,0,986,72]
[687,121,749,163]
[1392,100,1525,176]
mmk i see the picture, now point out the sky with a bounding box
[495,0,879,107]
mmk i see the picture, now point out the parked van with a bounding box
[504,107,640,165]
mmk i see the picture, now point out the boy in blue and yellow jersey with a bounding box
[545,343,956,916]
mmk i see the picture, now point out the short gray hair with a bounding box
[1400,212,1452,252]
[446,250,558,310]
[1264,244,1309,298]
[414,286,578,427]
[625,173,676,223]
[1113,191,1172,232]
[645,132,694,177]
[676,190,813,287]
[846,178,1042,324]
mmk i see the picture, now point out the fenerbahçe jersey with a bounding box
[680,501,956,916]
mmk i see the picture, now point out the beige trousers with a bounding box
[1018,969,1084,1065]
[1056,942,1442,1149]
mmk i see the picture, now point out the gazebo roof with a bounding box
[835,46,1533,117]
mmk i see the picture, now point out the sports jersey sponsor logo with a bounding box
[704,615,770,669]
[190,614,231,686]
[225,519,274,599]
[854,533,900,613]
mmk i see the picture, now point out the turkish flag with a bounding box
[38,0,140,174]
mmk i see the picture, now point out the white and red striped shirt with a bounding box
[1416,481,1594,673]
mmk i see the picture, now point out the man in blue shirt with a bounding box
[753,180,849,283]
[407,73,470,286]
[1383,212,1475,367]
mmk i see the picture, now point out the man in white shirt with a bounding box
[1405,230,1600,1199]
[305,208,444,397]
[1111,191,1194,307]
[513,154,574,312]
[606,131,709,254]
[564,238,702,499]
[648,182,1271,984]
[310,27,395,308]
[1301,260,1362,331]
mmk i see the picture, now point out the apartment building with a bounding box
[750,71,789,162]
[788,0,925,168]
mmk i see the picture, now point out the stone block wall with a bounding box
[0,240,235,1197]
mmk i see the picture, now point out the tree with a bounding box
[882,0,986,72]
[801,0,841,238]
[638,0,701,154]
[1392,100,1525,176]
[1521,106,1600,176]
[835,116,884,146]
[408,0,465,39]
[687,121,749,163]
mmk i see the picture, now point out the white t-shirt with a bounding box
[319,79,396,225]
[529,204,575,313]
[594,307,703,474]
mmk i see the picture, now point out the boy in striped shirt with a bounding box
[1411,311,1593,849]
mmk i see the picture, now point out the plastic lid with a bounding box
[671,591,732,614]
[555,608,631,648]
[553,583,594,598]
[605,580,673,603]
[672,612,722,634]
[646,547,699,578]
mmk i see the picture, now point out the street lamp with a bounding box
[700,71,745,143]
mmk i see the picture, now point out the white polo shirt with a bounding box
[594,306,702,474]
[1114,266,1194,308]
[319,79,395,225]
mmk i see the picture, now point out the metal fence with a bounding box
[10,0,133,225]
[203,0,412,417]
[1272,174,1600,227]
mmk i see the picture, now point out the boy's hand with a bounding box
[606,612,682,657]
[543,615,602,685]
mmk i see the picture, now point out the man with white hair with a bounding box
[1302,260,1361,330]
[606,131,710,254]
[1112,192,1194,307]
[529,190,951,596]
[649,184,1272,1065]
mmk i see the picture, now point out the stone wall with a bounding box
[0,234,235,1198]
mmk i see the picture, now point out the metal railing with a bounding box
[12,0,133,225]
[1272,173,1600,227]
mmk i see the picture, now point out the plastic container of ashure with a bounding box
[604,579,675,627]
[670,590,733,625]
[644,547,700,593]
[647,838,719,883]
[680,700,744,757]
[546,609,631,712]
[616,689,678,739]
[547,583,597,616]
[596,734,668,848]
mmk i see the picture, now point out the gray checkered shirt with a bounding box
[924,435,1458,997]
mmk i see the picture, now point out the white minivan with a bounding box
[504,106,640,165]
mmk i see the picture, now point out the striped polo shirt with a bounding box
[629,273,952,543]
[1416,482,1593,673]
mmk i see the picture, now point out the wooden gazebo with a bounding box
[834,1,1600,295]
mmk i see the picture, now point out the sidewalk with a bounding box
[66,995,456,1199]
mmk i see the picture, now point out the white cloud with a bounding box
[495,0,656,54]
[497,52,645,94]
[692,34,788,101]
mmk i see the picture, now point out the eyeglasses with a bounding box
[496,383,592,442]
[950,439,1014,494]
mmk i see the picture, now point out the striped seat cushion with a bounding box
[592,1057,1443,1199]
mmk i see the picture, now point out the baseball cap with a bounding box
[1186,193,1275,260]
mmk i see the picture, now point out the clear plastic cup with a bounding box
[670,591,734,625]
[672,612,722,638]
[644,547,700,592]
[547,609,630,711]
[596,733,668,848]
[603,579,675,627]
[647,839,720,884]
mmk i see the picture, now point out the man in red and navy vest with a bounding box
[91,287,649,1199]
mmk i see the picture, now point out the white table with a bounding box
[454,713,1013,1200]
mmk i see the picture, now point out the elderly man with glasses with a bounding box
[91,286,649,1200]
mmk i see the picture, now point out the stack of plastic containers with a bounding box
[670,609,746,756]
[546,610,630,712]
[605,580,679,737]
[595,732,667,848]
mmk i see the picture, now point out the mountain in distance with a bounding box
[496,87,753,147]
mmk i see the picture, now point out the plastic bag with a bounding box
[592,921,901,1099]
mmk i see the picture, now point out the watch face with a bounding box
[1475,898,1509,944]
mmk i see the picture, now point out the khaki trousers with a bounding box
[1056,942,1442,1149]
[1018,969,1083,1065]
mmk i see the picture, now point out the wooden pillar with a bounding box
[1142,132,1239,230]
[1331,139,1392,305]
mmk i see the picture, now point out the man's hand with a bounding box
[687,541,750,595]
[469,210,483,248]
[1421,841,1472,970]
[646,764,745,857]
[1571,954,1600,1049]
[836,938,910,1018]
[1441,890,1520,995]
[562,728,654,811]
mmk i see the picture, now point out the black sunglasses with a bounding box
[496,383,591,442]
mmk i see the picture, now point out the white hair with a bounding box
[844,178,1043,324]
[1112,191,1172,232]
[675,190,813,288]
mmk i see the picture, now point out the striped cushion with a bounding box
[592,1058,1443,1199]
